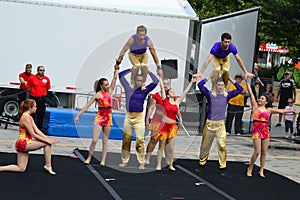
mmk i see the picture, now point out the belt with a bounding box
[98,106,112,110]
[30,95,46,99]
[253,120,268,124]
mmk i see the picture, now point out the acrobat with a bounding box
[197,32,253,89]
[114,25,161,89]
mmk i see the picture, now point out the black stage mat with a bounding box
[175,159,300,200]
[76,149,299,200]
[0,152,113,200]
[1,150,299,200]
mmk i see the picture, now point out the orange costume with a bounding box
[15,114,33,152]
[95,91,113,127]
[252,107,270,139]
[155,98,178,140]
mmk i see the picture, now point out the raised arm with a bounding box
[108,68,119,95]
[177,75,198,105]
[159,76,167,100]
[119,68,131,88]
[245,78,258,110]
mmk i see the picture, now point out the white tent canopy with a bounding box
[11,0,197,19]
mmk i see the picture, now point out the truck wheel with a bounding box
[2,99,19,120]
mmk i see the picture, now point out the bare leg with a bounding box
[0,140,52,173]
[85,124,102,164]
[247,138,261,177]
[44,145,52,171]
[166,137,176,171]
[100,126,111,166]
[156,140,166,170]
[164,139,171,165]
[0,152,29,172]
[259,138,269,177]
[145,134,158,164]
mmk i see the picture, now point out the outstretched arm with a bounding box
[74,94,97,124]
[23,117,58,145]
[235,54,254,79]
[270,107,297,115]
[115,37,134,67]
[198,54,214,79]
[148,39,160,68]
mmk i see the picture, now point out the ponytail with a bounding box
[18,99,36,120]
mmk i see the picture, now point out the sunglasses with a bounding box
[39,70,45,72]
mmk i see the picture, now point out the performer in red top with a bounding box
[245,78,296,178]
[0,99,58,174]
[155,74,198,171]
[26,66,51,130]
[18,64,33,101]
[74,66,118,166]
[145,79,183,164]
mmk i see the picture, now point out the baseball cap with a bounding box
[234,73,243,79]
[284,71,290,75]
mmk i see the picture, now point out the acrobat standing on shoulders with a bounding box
[114,25,161,89]
[197,32,254,89]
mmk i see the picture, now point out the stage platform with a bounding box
[43,107,130,140]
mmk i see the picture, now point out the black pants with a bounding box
[226,104,244,134]
[30,95,46,130]
[18,90,29,103]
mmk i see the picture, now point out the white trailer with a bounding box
[0,0,198,118]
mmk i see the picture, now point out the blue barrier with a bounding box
[43,107,132,140]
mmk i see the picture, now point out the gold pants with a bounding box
[211,55,230,90]
[199,119,227,168]
[121,112,145,164]
[129,52,148,86]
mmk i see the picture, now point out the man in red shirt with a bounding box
[18,64,33,101]
[26,66,51,130]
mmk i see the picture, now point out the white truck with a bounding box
[0,0,259,129]
[0,0,198,120]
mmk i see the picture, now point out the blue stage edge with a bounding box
[43,107,133,140]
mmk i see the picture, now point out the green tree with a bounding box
[188,0,300,58]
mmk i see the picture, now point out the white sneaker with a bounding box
[285,135,289,139]
[290,135,295,139]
